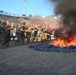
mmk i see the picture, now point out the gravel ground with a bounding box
[0,41,76,75]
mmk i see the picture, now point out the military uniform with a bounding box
[2,25,11,46]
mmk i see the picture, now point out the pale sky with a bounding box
[0,0,55,16]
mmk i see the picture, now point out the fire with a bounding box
[52,34,76,47]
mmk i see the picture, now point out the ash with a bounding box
[29,43,76,53]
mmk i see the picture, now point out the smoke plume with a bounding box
[51,0,76,39]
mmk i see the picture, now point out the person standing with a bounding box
[32,28,38,42]
[20,26,25,45]
[26,30,31,44]
[12,26,16,41]
[2,21,11,47]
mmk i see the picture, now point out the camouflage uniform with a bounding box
[26,31,31,44]
[2,25,11,47]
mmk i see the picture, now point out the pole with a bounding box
[24,0,26,16]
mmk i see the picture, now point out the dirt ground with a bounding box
[0,41,76,75]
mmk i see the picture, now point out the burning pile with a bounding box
[50,0,76,47]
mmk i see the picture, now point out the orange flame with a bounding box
[52,34,76,47]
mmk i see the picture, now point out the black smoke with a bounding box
[50,0,76,40]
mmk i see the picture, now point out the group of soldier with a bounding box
[0,20,53,48]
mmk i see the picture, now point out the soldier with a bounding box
[32,28,38,42]
[12,26,16,41]
[15,25,25,45]
[26,29,31,44]
[2,21,11,47]
[43,31,48,42]
[0,21,6,43]
[39,29,44,42]
[20,26,25,45]
[15,25,21,45]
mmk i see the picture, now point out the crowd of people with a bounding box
[0,20,53,48]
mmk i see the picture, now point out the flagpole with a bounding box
[24,0,26,16]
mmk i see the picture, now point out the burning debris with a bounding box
[50,0,76,47]
[29,43,76,53]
